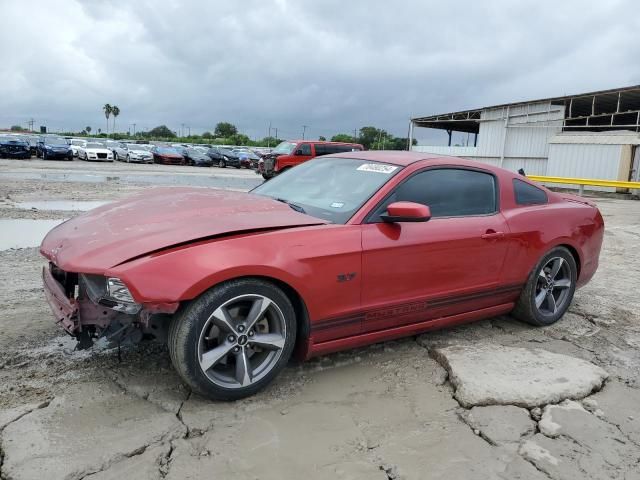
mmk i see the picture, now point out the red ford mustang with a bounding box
[40,152,604,400]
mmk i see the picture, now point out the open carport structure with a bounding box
[410,85,640,190]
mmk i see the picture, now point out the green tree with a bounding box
[146,125,176,138]
[318,136,326,141]
[85,126,92,134]
[10,125,24,131]
[331,133,355,143]
[202,131,213,139]
[214,122,238,138]
[103,104,112,135]
[111,105,120,136]
[230,133,250,146]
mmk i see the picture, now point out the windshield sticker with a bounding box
[356,164,398,174]
[330,202,345,208]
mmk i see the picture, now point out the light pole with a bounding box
[302,125,308,140]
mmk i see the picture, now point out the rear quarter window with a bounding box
[513,179,548,205]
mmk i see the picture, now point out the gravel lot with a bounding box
[0,158,639,480]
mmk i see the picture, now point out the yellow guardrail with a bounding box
[528,175,640,195]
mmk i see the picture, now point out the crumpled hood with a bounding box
[40,187,327,273]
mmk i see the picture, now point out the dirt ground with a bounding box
[0,158,639,480]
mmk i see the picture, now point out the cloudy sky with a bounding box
[1,0,639,143]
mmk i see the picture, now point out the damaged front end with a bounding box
[42,263,177,349]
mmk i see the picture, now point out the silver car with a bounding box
[123,144,154,163]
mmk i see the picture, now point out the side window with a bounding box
[314,144,328,156]
[299,143,311,155]
[513,179,548,205]
[370,168,497,221]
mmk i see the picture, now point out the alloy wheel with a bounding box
[534,257,572,315]
[197,294,287,389]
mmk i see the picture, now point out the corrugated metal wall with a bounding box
[414,102,564,175]
[547,143,624,191]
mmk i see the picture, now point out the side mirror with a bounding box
[295,149,304,156]
[381,202,431,223]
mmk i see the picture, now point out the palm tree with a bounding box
[85,126,91,134]
[111,105,120,137]
[103,104,112,135]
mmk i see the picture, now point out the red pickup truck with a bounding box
[258,140,363,179]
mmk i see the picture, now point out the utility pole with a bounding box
[353,128,357,142]
[187,126,191,136]
[132,123,136,136]
[274,127,278,140]
[268,122,272,147]
[302,125,308,140]
[180,123,185,138]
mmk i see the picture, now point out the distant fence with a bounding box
[528,175,640,195]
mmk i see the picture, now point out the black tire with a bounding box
[512,246,577,326]
[126,155,130,163]
[218,158,226,168]
[42,150,47,160]
[168,278,297,401]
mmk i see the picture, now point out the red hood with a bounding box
[40,187,327,273]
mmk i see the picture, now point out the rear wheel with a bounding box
[218,158,226,168]
[512,247,576,326]
[168,279,296,400]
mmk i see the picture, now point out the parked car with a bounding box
[232,148,260,169]
[78,142,114,162]
[69,139,86,157]
[25,135,39,156]
[152,146,185,165]
[207,146,241,168]
[112,142,130,161]
[122,144,154,163]
[39,152,604,401]
[0,135,31,159]
[178,147,213,167]
[259,140,363,179]
[36,136,73,160]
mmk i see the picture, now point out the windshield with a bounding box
[70,140,85,146]
[127,144,147,150]
[251,157,401,224]
[186,148,202,155]
[271,141,296,155]
[86,143,104,148]
[45,137,68,145]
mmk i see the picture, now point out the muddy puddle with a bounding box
[14,200,110,211]
[0,219,65,250]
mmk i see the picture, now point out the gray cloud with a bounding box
[1,0,639,141]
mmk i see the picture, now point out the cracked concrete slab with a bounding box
[432,344,608,407]
[0,400,50,431]
[538,399,638,468]
[0,382,186,480]
[459,405,535,447]
[587,379,640,446]
[84,444,170,480]
[165,402,376,480]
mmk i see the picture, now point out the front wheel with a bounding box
[512,247,577,326]
[168,279,297,400]
[218,158,226,168]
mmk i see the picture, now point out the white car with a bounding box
[69,139,86,157]
[77,142,114,162]
[124,144,154,163]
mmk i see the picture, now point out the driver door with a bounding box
[360,167,512,333]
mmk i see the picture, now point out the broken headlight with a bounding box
[107,278,135,303]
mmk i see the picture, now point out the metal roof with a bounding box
[549,131,640,145]
[412,84,640,134]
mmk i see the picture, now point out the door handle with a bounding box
[481,230,505,240]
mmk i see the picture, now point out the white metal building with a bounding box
[410,85,640,191]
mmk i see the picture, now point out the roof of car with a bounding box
[333,150,455,167]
